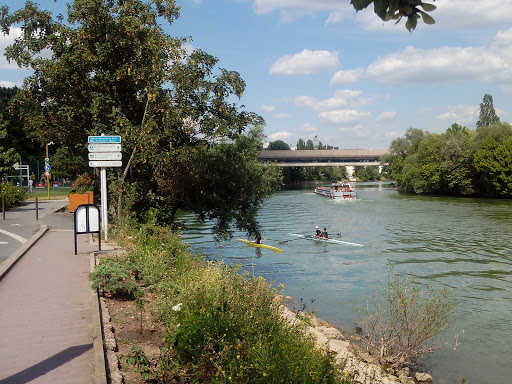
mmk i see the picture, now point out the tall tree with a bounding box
[267,140,291,150]
[476,94,501,128]
[1,0,282,238]
[0,114,18,178]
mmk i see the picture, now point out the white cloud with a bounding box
[269,49,340,75]
[366,43,512,86]
[436,104,479,125]
[0,27,23,70]
[330,69,364,85]
[294,90,372,111]
[319,110,371,125]
[0,81,17,87]
[261,104,276,112]
[301,123,317,133]
[377,111,397,122]
[274,113,291,119]
[268,131,292,140]
[252,0,352,24]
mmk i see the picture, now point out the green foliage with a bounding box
[105,223,341,383]
[0,115,18,177]
[386,117,512,197]
[350,0,437,31]
[0,182,27,208]
[73,172,94,193]
[476,94,501,128]
[89,257,143,299]
[267,140,291,150]
[355,271,460,369]
[355,166,380,181]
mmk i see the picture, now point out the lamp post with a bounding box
[46,141,54,199]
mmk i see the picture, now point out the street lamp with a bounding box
[46,141,54,199]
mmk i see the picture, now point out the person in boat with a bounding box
[321,228,329,239]
[255,235,262,244]
[314,226,322,237]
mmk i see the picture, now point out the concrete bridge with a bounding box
[258,149,387,167]
[258,149,388,178]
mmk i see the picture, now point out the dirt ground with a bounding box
[104,296,164,384]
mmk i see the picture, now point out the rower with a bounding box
[314,226,322,237]
[321,228,329,239]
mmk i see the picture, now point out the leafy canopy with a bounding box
[1,0,282,238]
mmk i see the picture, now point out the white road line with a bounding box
[0,241,8,245]
[0,229,27,244]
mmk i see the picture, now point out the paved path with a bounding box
[0,200,102,384]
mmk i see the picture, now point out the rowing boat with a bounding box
[237,239,283,253]
[289,233,364,247]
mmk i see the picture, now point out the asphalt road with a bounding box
[0,199,70,264]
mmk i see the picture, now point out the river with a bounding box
[179,183,512,384]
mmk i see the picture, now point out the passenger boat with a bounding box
[314,182,356,199]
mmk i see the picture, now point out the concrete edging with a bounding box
[90,252,108,384]
[0,225,49,281]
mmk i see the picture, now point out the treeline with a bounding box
[267,138,335,150]
[382,123,512,197]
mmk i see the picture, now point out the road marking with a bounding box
[11,223,23,227]
[0,229,27,244]
[0,241,8,245]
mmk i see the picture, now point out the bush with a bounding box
[89,257,143,299]
[354,271,462,370]
[0,182,27,208]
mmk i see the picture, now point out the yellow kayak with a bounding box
[236,239,283,253]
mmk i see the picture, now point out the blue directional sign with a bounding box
[44,164,51,171]
[88,135,122,144]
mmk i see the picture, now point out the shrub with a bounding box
[89,257,142,299]
[73,172,94,193]
[354,271,462,370]
[0,182,26,208]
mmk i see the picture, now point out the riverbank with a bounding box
[91,224,434,384]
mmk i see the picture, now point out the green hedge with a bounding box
[0,182,27,208]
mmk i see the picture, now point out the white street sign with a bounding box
[88,135,121,143]
[88,152,122,161]
[88,143,122,152]
[89,160,122,167]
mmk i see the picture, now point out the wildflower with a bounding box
[172,303,182,311]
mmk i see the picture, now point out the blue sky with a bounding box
[2,0,512,149]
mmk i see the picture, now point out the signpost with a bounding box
[87,135,122,241]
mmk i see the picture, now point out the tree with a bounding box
[476,94,501,128]
[0,114,18,178]
[350,0,437,31]
[1,0,282,238]
[296,138,306,150]
[267,140,291,150]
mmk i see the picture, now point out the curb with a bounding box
[0,225,49,281]
[91,252,108,384]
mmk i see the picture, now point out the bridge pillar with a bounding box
[345,166,355,181]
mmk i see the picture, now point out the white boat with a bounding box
[314,182,356,199]
[289,233,364,247]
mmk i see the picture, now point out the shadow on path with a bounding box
[0,344,92,384]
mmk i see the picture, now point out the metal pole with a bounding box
[35,197,39,220]
[2,194,5,220]
[100,167,108,242]
[46,144,50,200]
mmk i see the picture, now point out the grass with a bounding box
[27,186,73,200]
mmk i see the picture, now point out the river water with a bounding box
[179,183,512,384]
